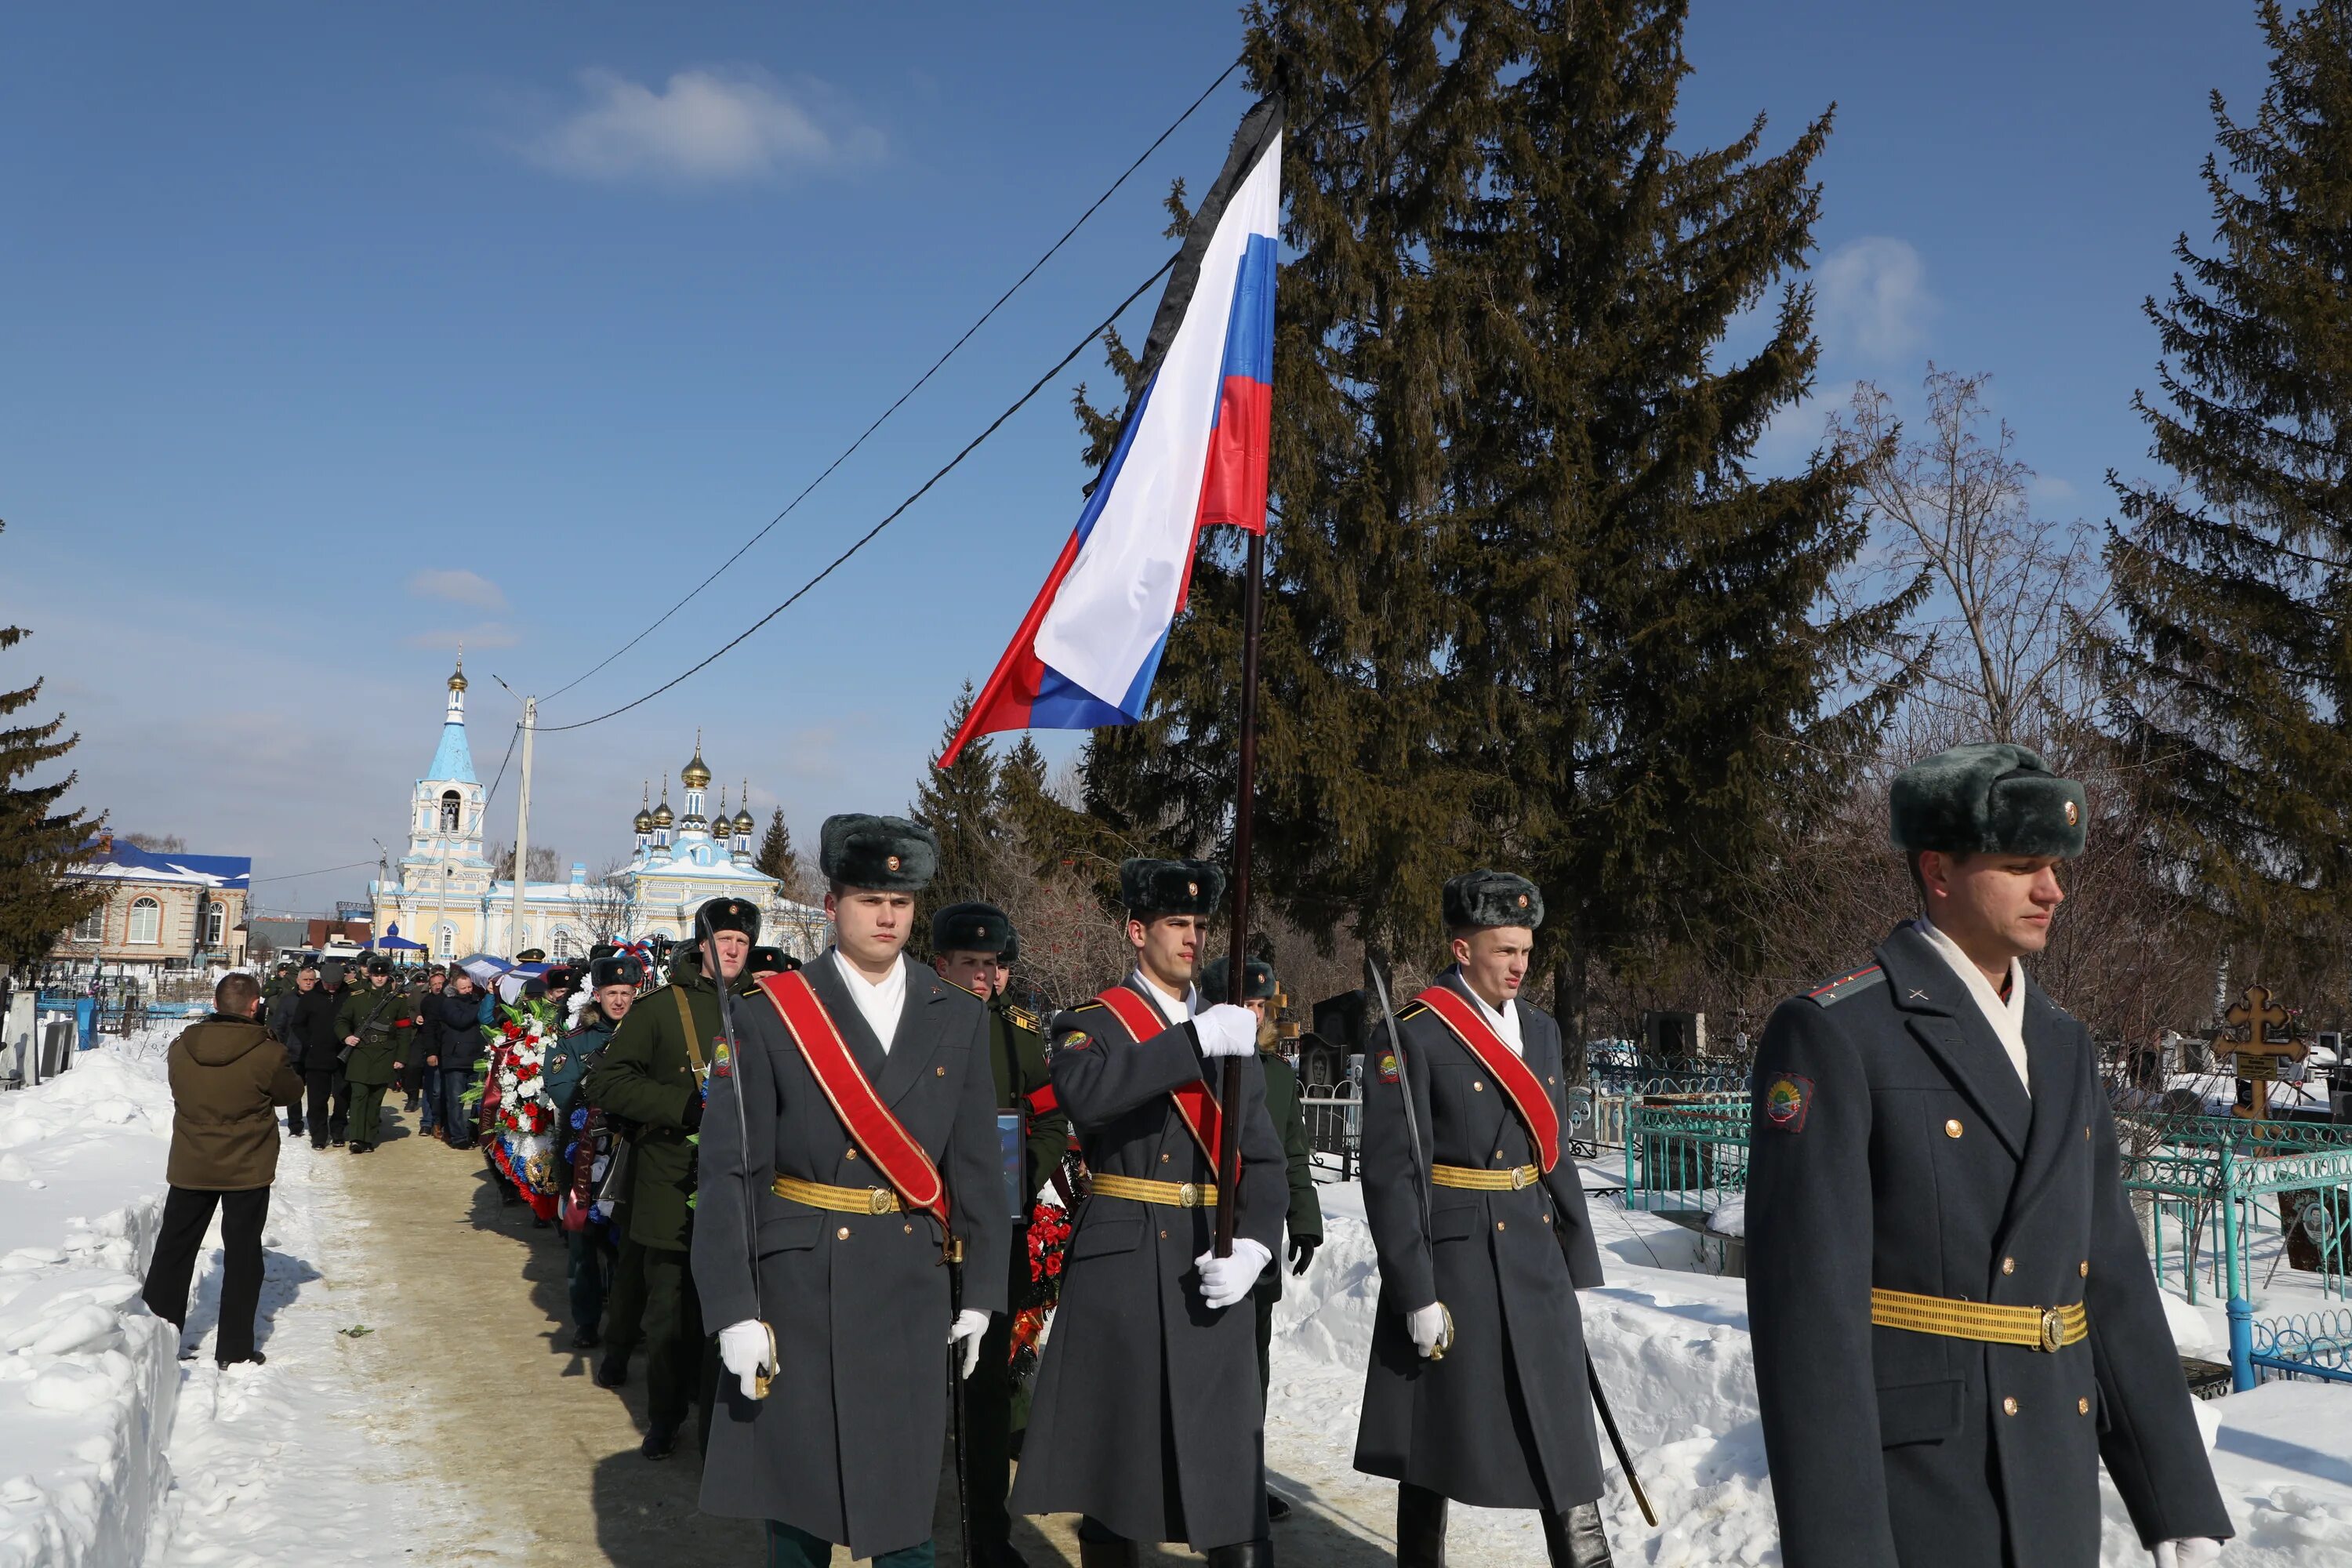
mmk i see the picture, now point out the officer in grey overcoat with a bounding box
[1354,871,1613,1568]
[1748,744,2231,1568]
[1009,858,1288,1568]
[693,815,1009,1568]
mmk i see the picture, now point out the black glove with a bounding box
[1289,1236,1319,1276]
[682,1089,706,1131]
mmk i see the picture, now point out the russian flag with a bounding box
[941,97,1282,766]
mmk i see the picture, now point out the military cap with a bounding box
[588,942,620,964]
[543,964,579,991]
[819,813,939,892]
[1120,857,1225,918]
[1443,869,1545,931]
[1890,742,2086,859]
[1000,929,1019,967]
[748,946,798,975]
[1201,956,1277,1003]
[588,955,644,990]
[931,901,1014,956]
[514,946,546,963]
[367,956,393,975]
[521,978,549,1000]
[695,896,763,940]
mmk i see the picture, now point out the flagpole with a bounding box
[1214,528,1265,1259]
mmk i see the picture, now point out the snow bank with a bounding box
[1267,1181,2352,1566]
[0,1033,179,1568]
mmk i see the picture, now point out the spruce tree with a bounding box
[1443,0,1906,1044]
[756,808,804,902]
[913,683,1003,913]
[2102,0,2352,948]
[0,521,104,976]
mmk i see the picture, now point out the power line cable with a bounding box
[539,56,1245,705]
[481,718,521,809]
[537,257,1178,735]
[250,858,383,885]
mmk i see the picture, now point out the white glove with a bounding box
[1194,1237,1272,1308]
[2152,1542,2223,1568]
[1408,1301,1450,1358]
[949,1308,990,1379]
[1194,1004,1258,1058]
[717,1318,774,1400]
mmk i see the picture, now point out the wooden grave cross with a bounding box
[2225,983,2306,1120]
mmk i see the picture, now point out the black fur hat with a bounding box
[1120,858,1225,918]
[366,956,393,975]
[695,896,763,941]
[1889,742,2086,859]
[588,955,644,990]
[1200,956,1276,1003]
[819,814,939,892]
[931,902,1013,956]
[1443,869,1545,931]
[748,946,797,975]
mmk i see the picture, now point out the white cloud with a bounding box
[405,622,520,652]
[1751,380,1860,478]
[520,67,880,185]
[2030,474,2079,506]
[1817,237,1934,361]
[407,568,507,612]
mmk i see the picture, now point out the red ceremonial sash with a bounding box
[1090,985,1228,1170]
[1412,985,1562,1173]
[758,971,949,1227]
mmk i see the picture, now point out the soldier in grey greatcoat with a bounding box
[1354,871,1613,1567]
[1009,858,1287,1568]
[693,815,1009,1568]
[1748,744,2230,1568]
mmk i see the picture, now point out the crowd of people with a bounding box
[132,752,2239,1568]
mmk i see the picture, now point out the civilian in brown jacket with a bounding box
[140,971,305,1367]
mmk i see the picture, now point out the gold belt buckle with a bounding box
[2038,1307,2064,1352]
[1509,1166,1531,1190]
[867,1189,896,1215]
[1177,1182,1200,1207]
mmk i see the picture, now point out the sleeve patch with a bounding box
[1375,1050,1400,1083]
[1058,1031,1091,1051]
[710,1040,734,1080]
[1762,1073,1813,1133]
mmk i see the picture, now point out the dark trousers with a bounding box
[767,1519,932,1568]
[963,1229,1029,1554]
[304,1069,349,1145]
[348,1080,389,1147]
[283,1051,305,1136]
[141,1185,271,1363]
[1254,1286,1276,1408]
[639,1243,712,1443]
[604,1236,648,1358]
[566,1228,608,1334]
[438,1067,475,1147]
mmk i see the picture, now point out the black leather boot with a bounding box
[1397,1483,1448,1568]
[1076,1540,1141,1568]
[1540,1502,1613,1568]
[1203,1542,1272,1567]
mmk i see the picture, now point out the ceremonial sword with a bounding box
[699,906,774,1400]
[1363,951,1453,1359]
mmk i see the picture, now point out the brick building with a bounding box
[54,833,252,975]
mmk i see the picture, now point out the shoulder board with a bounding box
[1004,1004,1042,1034]
[1396,1002,1430,1022]
[1069,999,1107,1016]
[1803,966,1886,1007]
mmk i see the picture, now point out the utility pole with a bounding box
[510,695,535,958]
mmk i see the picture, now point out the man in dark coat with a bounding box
[336,956,408,1152]
[548,956,637,1351]
[267,964,312,1138]
[1353,872,1611,1568]
[1748,743,2230,1568]
[584,898,758,1458]
[293,961,352,1147]
[931,899,1072,1568]
[695,815,1008,1568]
[1203,955,1323,1527]
[140,972,304,1367]
[1010,858,1288,1568]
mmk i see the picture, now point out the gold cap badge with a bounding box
[1187,880,1199,897]
[886,854,902,871]
[2064,800,2078,826]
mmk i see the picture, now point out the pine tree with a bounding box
[756,808,804,902]
[0,521,104,976]
[913,683,1003,914]
[1443,0,1907,1044]
[2101,0,2352,949]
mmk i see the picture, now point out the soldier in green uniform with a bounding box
[336,956,411,1153]
[1203,956,1323,1525]
[930,901,1071,1568]
[583,896,760,1460]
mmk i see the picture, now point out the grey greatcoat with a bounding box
[1352,968,1606,1510]
[692,953,1009,1559]
[1008,975,1288,1550]
[1747,924,2230,1568]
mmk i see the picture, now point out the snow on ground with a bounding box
[0,1025,428,1568]
[1265,1176,2352,1566]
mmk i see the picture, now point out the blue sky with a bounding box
[0,2,2274,918]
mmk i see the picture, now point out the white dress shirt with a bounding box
[1915,920,2029,1094]
[832,949,908,1053]
[1132,969,1196,1026]
[1453,966,1525,1058]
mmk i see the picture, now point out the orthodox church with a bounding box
[371,663,818,960]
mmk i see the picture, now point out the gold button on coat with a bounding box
[2002,1397,2019,1416]
[836,1226,851,1240]
[1495,1221,1506,1231]
[844,1148,858,1160]
[1473,1081,1485,1092]
[2078,1397,2091,1415]
[2079,1261,2089,1277]
[1945,1119,1964,1138]
[2002,1258,2016,1276]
